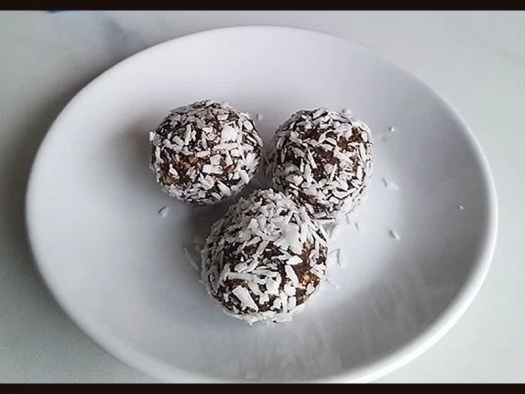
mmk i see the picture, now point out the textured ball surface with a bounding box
[150,100,262,204]
[266,108,373,222]
[201,189,328,324]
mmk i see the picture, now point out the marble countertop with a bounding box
[1,11,524,383]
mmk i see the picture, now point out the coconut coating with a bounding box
[201,189,328,324]
[150,100,263,204]
[265,108,373,222]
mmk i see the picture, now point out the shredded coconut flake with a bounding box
[183,247,200,271]
[389,229,400,240]
[158,206,169,218]
[232,286,259,311]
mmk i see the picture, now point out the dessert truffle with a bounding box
[201,189,328,324]
[150,100,263,204]
[265,108,373,222]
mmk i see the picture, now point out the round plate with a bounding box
[26,26,497,383]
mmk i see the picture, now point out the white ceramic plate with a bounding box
[26,26,497,383]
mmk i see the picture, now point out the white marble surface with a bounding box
[0,10,524,383]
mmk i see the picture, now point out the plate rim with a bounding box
[25,25,499,383]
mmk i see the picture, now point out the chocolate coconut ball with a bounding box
[149,100,263,204]
[265,108,373,222]
[201,189,328,324]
